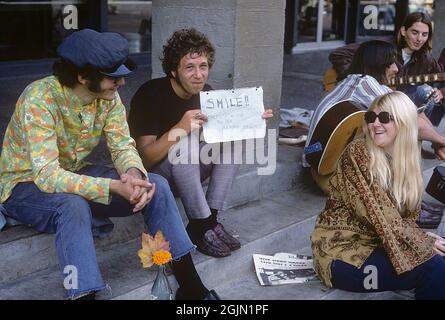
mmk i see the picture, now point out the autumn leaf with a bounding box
[154,230,170,252]
[138,230,171,268]
[138,248,153,268]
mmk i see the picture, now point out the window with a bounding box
[0,1,90,61]
[107,0,152,53]
[358,0,397,37]
[297,0,318,43]
[322,0,346,41]
[408,0,434,16]
[0,0,152,62]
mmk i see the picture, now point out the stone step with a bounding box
[1,144,425,300]
[0,214,145,285]
[0,187,324,299]
[212,265,413,300]
[0,144,303,285]
[115,204,321,299]
[205,154,438,301]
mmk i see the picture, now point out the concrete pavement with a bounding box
[1,49,444,300]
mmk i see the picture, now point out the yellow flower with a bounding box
[152,250,172,266]
[137,230,171,268]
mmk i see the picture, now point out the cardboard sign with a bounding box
[200,87,265,143]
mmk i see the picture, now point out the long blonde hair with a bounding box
[363,92,422,212]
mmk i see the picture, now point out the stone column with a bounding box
[151,0,285,131]
[432,2,445,60]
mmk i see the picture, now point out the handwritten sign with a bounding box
[200,87,265,143]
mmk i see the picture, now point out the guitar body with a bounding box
[323,68,338,92]
[305,100,365,176]
[310,168,331,195]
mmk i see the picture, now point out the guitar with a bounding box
[323,68,338,92]
[304,100,365,176]
[389,72,445,87]
[304,95,431,179]
[324,68,445,92]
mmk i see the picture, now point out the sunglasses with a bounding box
[364,111,394,124]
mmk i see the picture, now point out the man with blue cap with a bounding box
[0,29,220,300]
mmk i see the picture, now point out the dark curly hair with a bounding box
[161,28,215,78]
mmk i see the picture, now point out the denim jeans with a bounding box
[3,165,195,299]
[330,248,445,300]
[404,84,445,126]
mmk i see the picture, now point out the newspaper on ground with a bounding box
[253,252,317,286]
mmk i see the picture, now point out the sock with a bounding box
[209,208,218,226]
[188,210,218,236]
[76,292,96,300]
[171,253,209,299]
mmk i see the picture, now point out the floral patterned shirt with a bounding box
[311,139,435,287]
[0,76,146,205]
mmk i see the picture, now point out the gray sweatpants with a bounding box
[150,134,240,219]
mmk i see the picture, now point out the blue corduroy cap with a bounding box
[57,29,135,77]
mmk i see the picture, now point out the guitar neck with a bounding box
[390,72,445,87]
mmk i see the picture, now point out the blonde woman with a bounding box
[311,91,445,299]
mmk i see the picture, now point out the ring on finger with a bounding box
[194,111,201,119]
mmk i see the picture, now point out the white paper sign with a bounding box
[200,87,266,143]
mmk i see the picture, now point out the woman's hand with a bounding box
[432,88,444,104]
[432,143,445,161]
[426,232,445,256]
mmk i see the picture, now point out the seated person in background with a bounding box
[311,91,445,300]
[329,12,444,128]
[129,28,273,258]
[304,40,397,193]
[0,29,219,300]
[328,42,360,82]
[395,11,444,127]
[305,40,445,193]
[308,40,397,145]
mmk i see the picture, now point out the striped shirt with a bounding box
[306,74,392,146]
[0,76,146,204]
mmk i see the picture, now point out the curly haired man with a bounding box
[129,28,273,258]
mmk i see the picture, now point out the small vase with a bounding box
[150,264,173,300]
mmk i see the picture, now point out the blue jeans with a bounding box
[3,165,195,299]
[404,84,445,126]
[330,248,445,300]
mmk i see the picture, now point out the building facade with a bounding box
[0,0,437,64]
[285,0,435,53]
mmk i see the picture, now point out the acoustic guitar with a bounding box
[389,72,445,87]
[324,67,445,92]
[304,100,365,176]
[322,68,338,92]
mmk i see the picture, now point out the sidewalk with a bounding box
[281,50,331,110]
[1,50,444,300]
